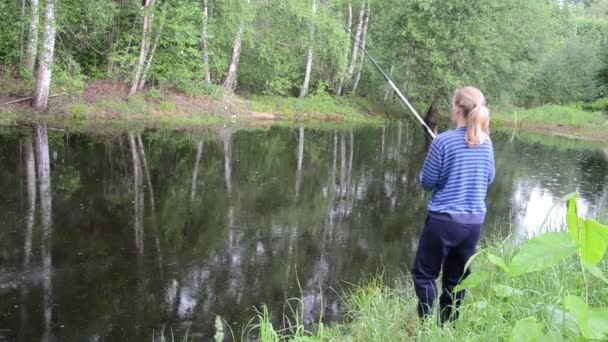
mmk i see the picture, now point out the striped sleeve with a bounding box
[488,142,495,184]
[419,138,443,191]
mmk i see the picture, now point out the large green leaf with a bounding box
[509,232,576,277]
[566,194,580,244]
[511,317,547,342]
[454,271,489,292]
[546,304,579,336]
[564,295,608,340]
[580,219,608,265]
[488,253,511,273]
[584,262,608,285]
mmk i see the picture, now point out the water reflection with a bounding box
[0,125,605,340]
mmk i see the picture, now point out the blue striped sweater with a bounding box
[419,127,495,223]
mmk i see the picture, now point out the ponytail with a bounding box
[452,87,490,147]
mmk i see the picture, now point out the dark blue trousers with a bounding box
[411,215,482,322]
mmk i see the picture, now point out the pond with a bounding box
[0,124,606,341]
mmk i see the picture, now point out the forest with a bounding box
[0,0,607,117]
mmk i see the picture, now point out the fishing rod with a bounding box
[335,8,436,140]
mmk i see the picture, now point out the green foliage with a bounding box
[173,79,223,99]
[584,97,608,112]
[65,103,89,119]
[564,295,608,340]
[527,40,603,105]
[510,317,546,342]
[509,232,576,277]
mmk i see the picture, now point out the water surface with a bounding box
[0,124,606,341]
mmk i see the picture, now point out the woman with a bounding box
[412,86,495,323]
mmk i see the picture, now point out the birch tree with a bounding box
[223,0,251,93]
[25,0,39,72]
[299,0,318,98]
[336,0,353,95]
[129,0,156,96]
[138,5,168,91]
[342,0,366,95]
[202,0,211,84]
[223,25,243,93]
[351,0,370,94]
[32,0,57,111]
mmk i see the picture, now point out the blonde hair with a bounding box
[453,86,490,147]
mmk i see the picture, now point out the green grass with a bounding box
[493,105,607,129]
[249,94,386,125]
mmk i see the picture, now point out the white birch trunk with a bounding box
[202,0,211,84]
[351,1,370,95]
[129,0,155,96]
[25,0,39,72]
[223,24,244,93]
[344,0,366,90]
[138,7,166,91]
[336,0,353,96]
[299,0,318,99]
[32,0,56,111]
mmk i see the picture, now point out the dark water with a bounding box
[0,124,606,341]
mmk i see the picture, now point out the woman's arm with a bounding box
[488,145,495,185]
[419,139,443,191]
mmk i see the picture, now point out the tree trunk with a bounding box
[202,0,211,84]
[34,123,53,342]
[335,0,352,95]
[343,0,366,94]
[19,0,26,69]
[25,0,39,72]
[32,0,57,111]
[138,6,167,91]
[129,0,156,96]
[351,1,370,95]
[299,0,317,99]
[223,24,244,93]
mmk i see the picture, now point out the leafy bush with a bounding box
[584,97,608,112]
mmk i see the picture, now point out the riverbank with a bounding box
[493,105,608,142]
[0,78,387,128]
[241,213,608,341]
